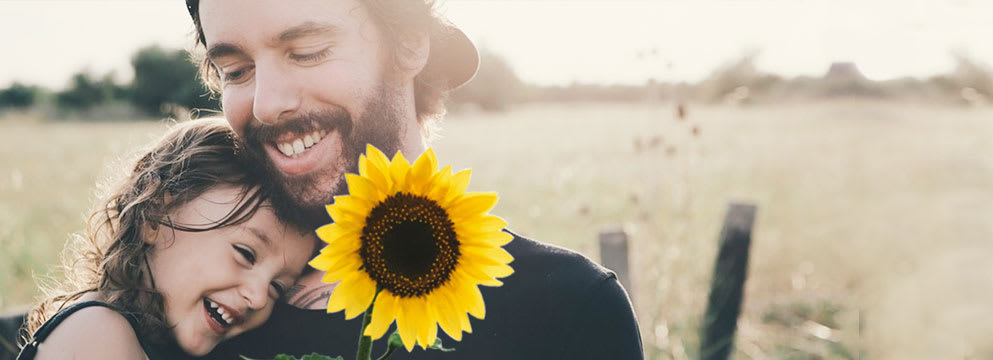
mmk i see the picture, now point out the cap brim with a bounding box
[430,26,479,90]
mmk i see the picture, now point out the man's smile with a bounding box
[275,129,328,157]
[264,125,343,177]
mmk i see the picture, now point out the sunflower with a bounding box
[309,145,515,351]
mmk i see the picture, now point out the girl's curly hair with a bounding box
[23,118,271,347]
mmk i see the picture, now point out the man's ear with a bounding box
[394,30,430,81]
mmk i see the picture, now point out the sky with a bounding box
[1,0,991,90]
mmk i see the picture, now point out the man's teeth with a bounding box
[278,130,328,157]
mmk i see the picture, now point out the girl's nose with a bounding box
[239,275,270,311]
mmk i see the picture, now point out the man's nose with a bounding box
[252,65,301,124]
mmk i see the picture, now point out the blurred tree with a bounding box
[0,82,40,110]
[55,71,113,111]
[131,45,219,116]
[950,54,993,97]
[450,48,524,111]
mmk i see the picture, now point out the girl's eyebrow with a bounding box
[247,226,274,250]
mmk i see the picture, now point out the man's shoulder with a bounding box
[499,229,616,292]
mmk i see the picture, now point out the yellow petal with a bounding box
[432,289,464,341]
[358,154,369,177]
[449,192,498,221]
[311,250,360,277]
[456,215,508,235]
[366,144,391,171]
[459,265,503,287]
[482,264,515,278]
[315,223,357,244]
[461,244,514,265]
[413,298,431,349]
[444,169,472,204]
[425,306,439,349]
[319,254,360,288]
[344,274,377,319]
[388,151,411,188]
[461,231,514,247]
[459,308,473,334]
[427,165,453,202]
[410,148,438,187]
[316,238,360,262]
[364,155,393,192]
[459,279,486,319]
[396,298,417,351]
[325,277,352,314]
[364,291,397,340]
[345,173,382,203]
[308,251,338,271]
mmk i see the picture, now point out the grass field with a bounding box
[3,101,993,359]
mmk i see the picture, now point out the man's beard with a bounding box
[240,85,405,230]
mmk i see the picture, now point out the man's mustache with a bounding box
[243,110,354,145]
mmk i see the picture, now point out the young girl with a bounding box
[18,119,317,359]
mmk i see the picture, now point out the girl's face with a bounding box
[145,185,316,356]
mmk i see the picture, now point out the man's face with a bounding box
[198,0,412,223]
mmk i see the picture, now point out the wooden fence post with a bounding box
[699,202,757,360]
[599,226,633,297]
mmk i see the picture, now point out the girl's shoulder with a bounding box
[24,302,147,360]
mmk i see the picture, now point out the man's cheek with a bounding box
[221,90,253,136]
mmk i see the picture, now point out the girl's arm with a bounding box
[32,306,148,360]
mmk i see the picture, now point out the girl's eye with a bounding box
[234,245,256,264]
[289,48,331,63]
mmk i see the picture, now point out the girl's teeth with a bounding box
[222,313,232,323]
[217,307,226,316]
[209,300,218,309]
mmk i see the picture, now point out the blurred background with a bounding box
[2,0,993,358]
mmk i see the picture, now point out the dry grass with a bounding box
[2,101,992,358]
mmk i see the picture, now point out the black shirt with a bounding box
[17,301,184,360]
[204,232,644,359]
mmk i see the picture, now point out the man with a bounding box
[189,0,644,358]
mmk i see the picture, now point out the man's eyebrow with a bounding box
[206,43,246,61]
[274,21,340,43]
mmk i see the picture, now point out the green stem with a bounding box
[356,289,382,360]
[376,345,399,360]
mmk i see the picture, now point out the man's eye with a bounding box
[222,66,253,83]
[270,281,286,299]
[234,245,256,264]
[289,48,331,63]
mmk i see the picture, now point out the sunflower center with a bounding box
[360,192,459,298]
[382,221,438,278]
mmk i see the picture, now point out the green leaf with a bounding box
[387,331,404,350]
[243,354,343,360]
[376,331,404,360]
[300,354,344,360]
[428,338,456,353]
